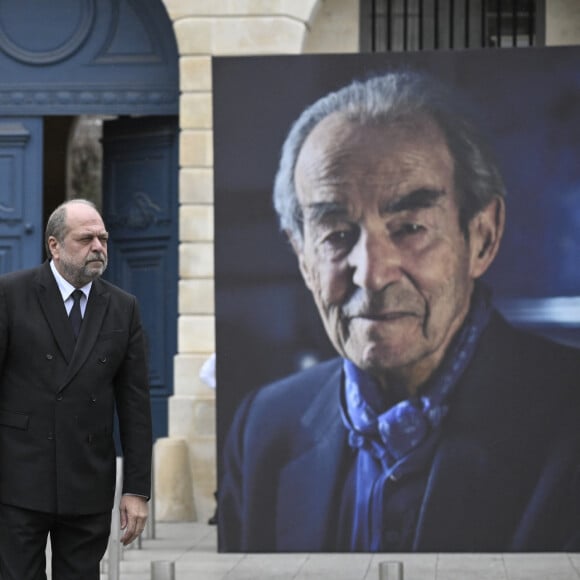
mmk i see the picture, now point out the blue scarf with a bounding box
[340,284,492,551]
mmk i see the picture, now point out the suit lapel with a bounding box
[413,314,534,551]
[59,278,110,392]
[35,262,76,362]
[276,363,350,551]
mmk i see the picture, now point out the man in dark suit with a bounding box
[0,199,152,578]
[219,71,580,552]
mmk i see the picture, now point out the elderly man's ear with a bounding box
[468,196,506,279]
[287,233,315,291]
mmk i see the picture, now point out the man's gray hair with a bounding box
[45,199,99,258]
[273,70,506,242]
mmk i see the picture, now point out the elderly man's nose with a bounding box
[351,233,400,291]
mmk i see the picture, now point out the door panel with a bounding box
[102,116,178,441]
[0,118,43,273]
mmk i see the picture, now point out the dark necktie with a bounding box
[69,289,83,339]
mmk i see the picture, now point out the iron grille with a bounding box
[360,0,545,52]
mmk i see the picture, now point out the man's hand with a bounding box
[119,495,148,546]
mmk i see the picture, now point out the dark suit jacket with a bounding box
[0,261,152,515]
[219,312,580,552]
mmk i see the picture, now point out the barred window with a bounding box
[360,0,545,52]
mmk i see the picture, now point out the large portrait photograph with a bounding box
[213,47,580,553]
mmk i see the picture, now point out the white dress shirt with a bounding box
[49,260,92,317]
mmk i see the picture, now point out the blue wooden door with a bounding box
[101,116,178,441]
[0,117,43,273]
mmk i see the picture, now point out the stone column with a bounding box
[163,0,323,521]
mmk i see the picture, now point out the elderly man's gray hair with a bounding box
[273,70,506,244]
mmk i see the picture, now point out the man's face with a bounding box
[293,113,498,392]
[49,204,109,287]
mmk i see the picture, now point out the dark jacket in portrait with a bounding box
[219,311,580,552]
[0,261,152,515]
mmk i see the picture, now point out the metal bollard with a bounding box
[378,561,404,580]
[151,560,175,580]
[107,457,124,580]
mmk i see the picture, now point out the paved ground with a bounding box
[45,521,580,579]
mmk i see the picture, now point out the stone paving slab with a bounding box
[42,521,580,579]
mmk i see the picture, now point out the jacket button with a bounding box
[46,354,53,360]
[56,394,63,401]
[47,432,54,440]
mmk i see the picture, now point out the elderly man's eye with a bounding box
[395,223,425,237]
[324,229,357,249]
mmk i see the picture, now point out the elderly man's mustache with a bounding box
[341,289,425,319]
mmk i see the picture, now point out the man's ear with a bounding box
[468,196,505,279]
[287,230,314,292]
[47,236,59,260]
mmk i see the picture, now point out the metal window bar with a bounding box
[360,0,541,52]
[418,0,424,49]
[434,0,440,49]
[465,0,470,48]
[512,0,518,46]
[496,0,503,47]
[449,0,454,48]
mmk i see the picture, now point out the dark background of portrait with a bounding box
[213,47,580,504]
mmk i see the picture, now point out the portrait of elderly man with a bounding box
[218,69,580,553]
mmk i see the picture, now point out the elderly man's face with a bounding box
[292,113,500,392]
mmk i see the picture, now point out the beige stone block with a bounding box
[154,437,196,521]
[179,168,214,204]
[168,397,217,442]
[179,130,213,167]
[281,0,320,21]
[180,204,214,242]
[164,0,318,20]
[179,278,215,315]
[303,0,359,54]
[212,18,306,54]
[178,314,215,352]
[546,0,580,45]
[160,0,194,20]
[193,398,216,438]
[179,242,214,278]
[180,92,213,129]
[166,394,217,522]
[174,15,309,56]
[169,394,194,440]
[188,436,217,523]
[179,56,212,92]
[169,394,216,440]
[174,353,218,396]
[174,19,212,54]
